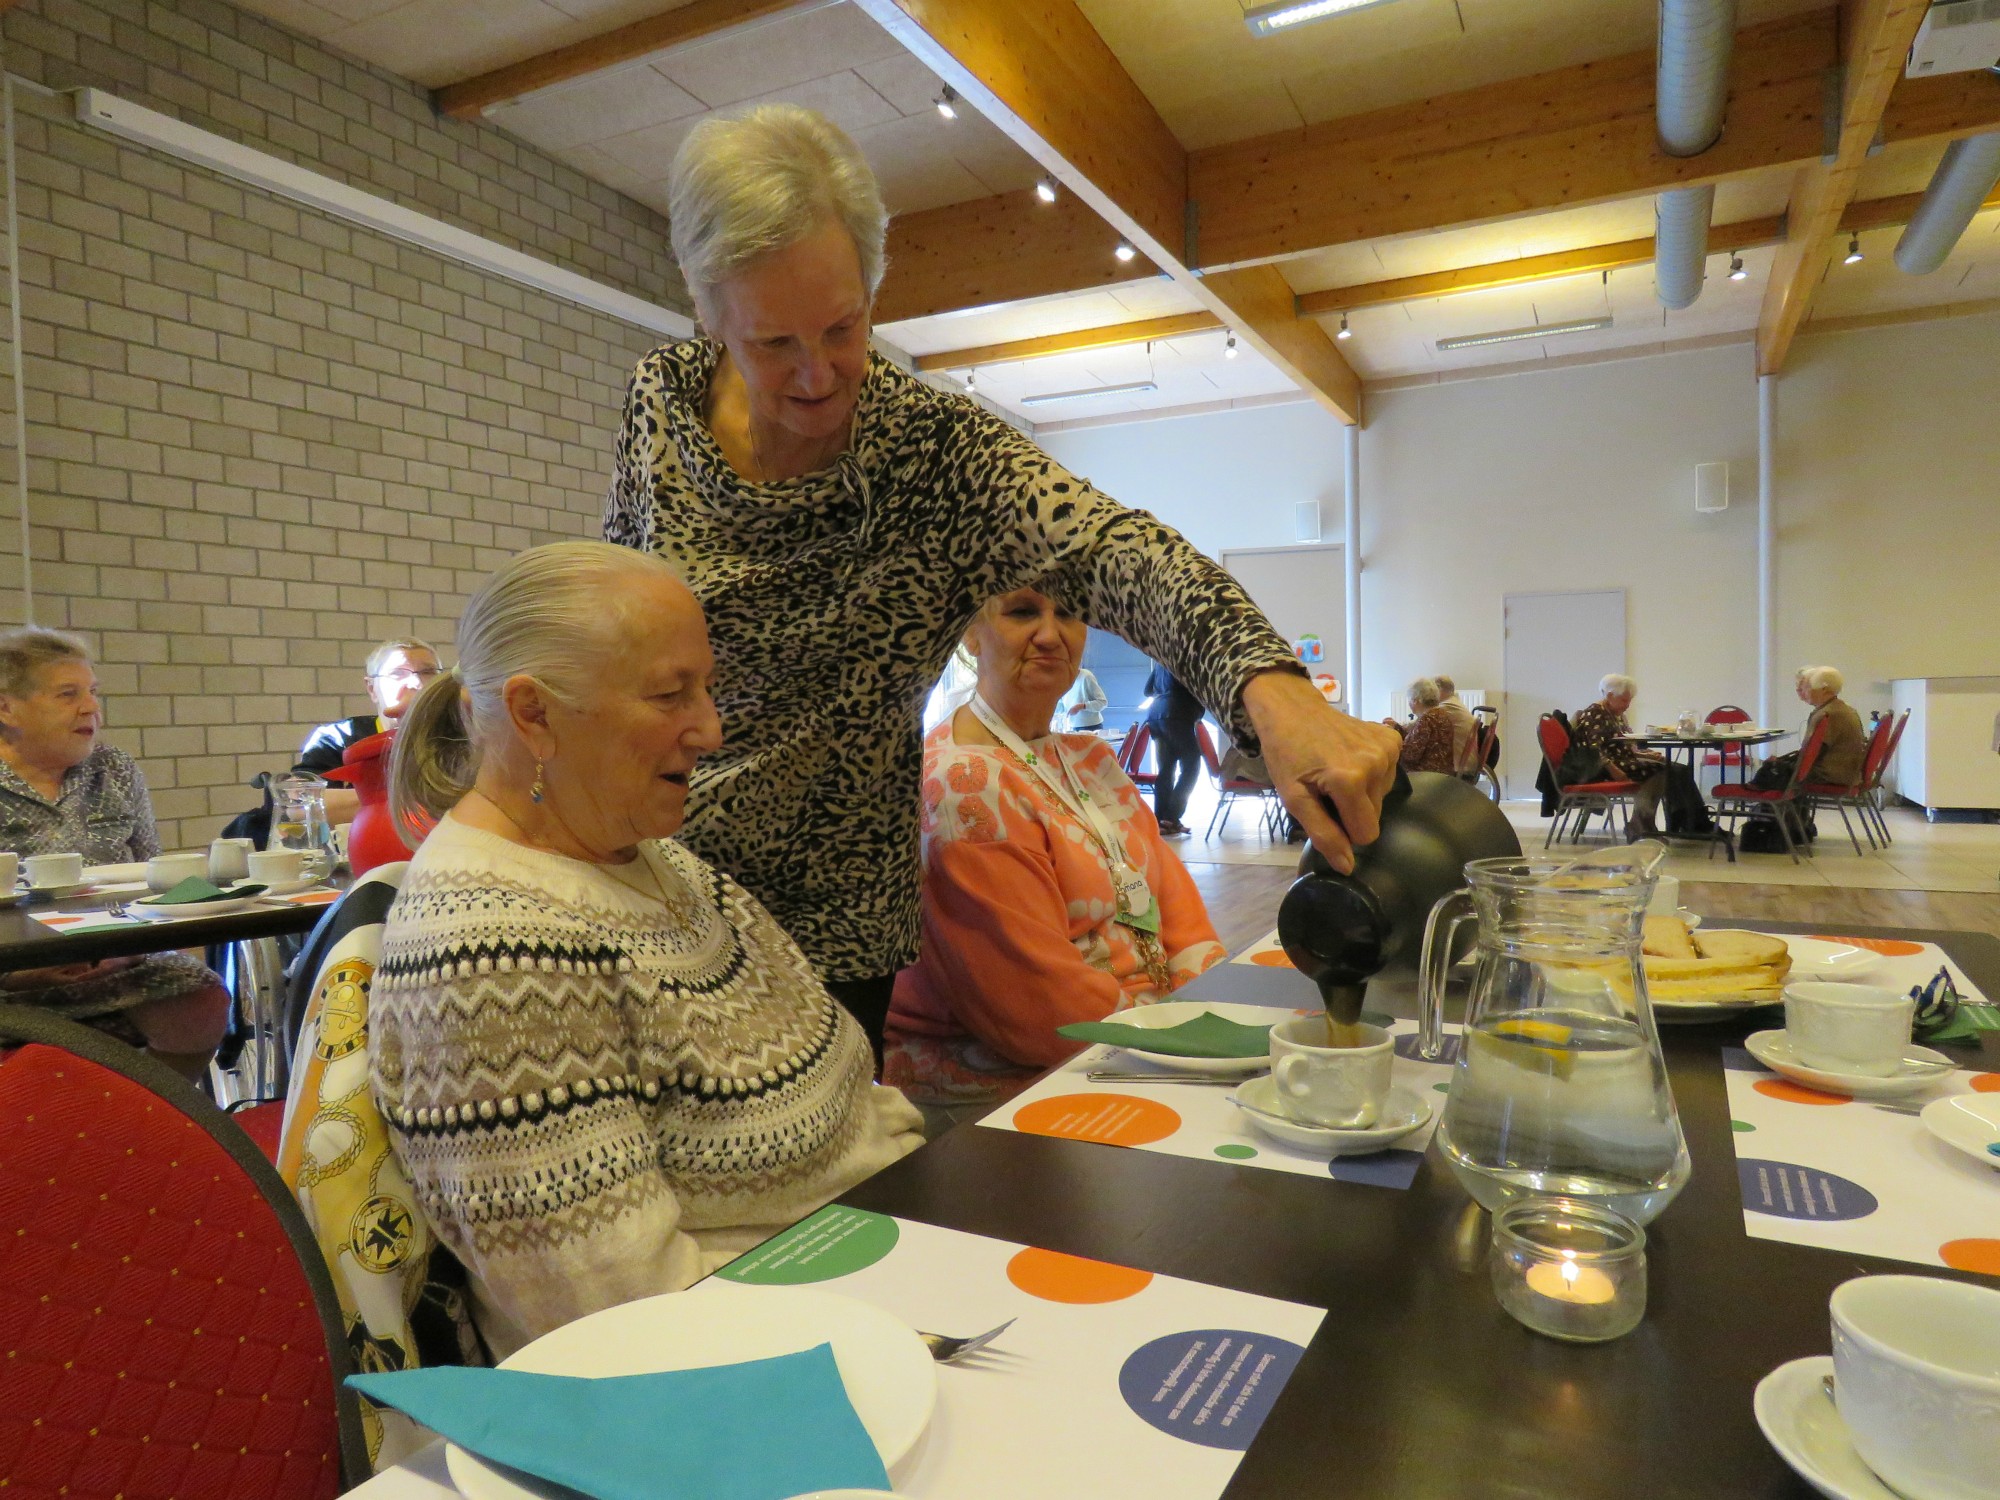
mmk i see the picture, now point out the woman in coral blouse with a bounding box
[885,583,1227,1121]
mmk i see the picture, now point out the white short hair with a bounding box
[1432,674,1455,696]
[1797,665,1843,694]
[1599,673,1637,698]
[1408,676,1441,708]
[668,104,888,322]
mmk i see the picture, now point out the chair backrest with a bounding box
[0,1005,369,1498]
[1857,713,1897,790]
[1789,714,1831,789]
[1705,704,1752,726]
[1194,719,1222,777]
[1536,715,1570,777]
[1116,722,1149,772]
[1880,709,1911,778]
[275,864,481,1473]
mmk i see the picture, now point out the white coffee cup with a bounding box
[248,848,304,886]
[1831,1274,2000,1500]
[146,852,208,893]
[25,852,84,889]
[1270,1017,1393,1129]
[1646,873,1680,916]
[1784,981,1914,1076]
[0,851,16,890]
[208,836,254,884]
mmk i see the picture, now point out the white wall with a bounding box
[1039,311,2000,745]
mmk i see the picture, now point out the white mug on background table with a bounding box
[1830,1274,2000,1500]
[208,836,254,884]
[26,852,84,890]
[248,848,305,886]
[1783,982,1914,1076]
[1269,1017,1393,1129]
[0,851,16,890]
[146,852,208,892]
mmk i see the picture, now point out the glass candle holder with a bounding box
[1491,1197,1647,1343]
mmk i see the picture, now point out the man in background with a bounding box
[1433,674,1477,770]
[1144,661,1205,837]
[295,638,441,825]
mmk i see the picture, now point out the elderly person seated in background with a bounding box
[0,628,229,1077]
[1796,665,1866,787]
[1432,674,1477,769]
[1570,673,1676,838]
[884,583,1227,1123]
[1384,677,1461,775]
[373,541,922,1359]
[295,637,442,826]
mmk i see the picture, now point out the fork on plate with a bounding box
[917,1317,1015,1363]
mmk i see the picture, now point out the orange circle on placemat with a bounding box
[1753,1079,1852,1106]
[1810,935,1924,957]
[1007,1247,1154,1303]
[1969,1074,2000,1094]
[1939,1239,2000,1277]
[1250,949,1296,968]
[1011,1092,1182,1146]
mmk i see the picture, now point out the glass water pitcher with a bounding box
[1415,843,1690,1225]
[270,771,335,878]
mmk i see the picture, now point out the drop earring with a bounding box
[529,760,545,804]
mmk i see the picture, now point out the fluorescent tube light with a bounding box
[1244,0,1399,36]
[1020,380,1158,407]
[72,89,693,338]
[1436,316,1613,352]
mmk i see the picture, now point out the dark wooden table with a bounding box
[0,887,341,971]
[840,922,2000,1499]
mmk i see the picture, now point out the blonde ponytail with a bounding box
[387,669,475,838]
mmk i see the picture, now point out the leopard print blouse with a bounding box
[604,339,1300,981]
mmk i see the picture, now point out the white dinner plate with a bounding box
[1920,1092,2000,1173]
[1230,1077,1432,1155]
[228,876,322,897]
[134,893,263,918]
[1652,991,1783,1024]
[445,1284,937,1500]
[1754,1356,1900,1500]
[1780,937,1887,984]
[1744,1030,1955,1100]
[1102,999,1282,1076]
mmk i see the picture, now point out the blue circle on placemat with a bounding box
[1737,1158,1878,1221]
[1394,1032,1461,1065]
[1117,1329,1306,1450]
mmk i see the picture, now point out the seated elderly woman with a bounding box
[372,541,922,1359]
[1570,673,1689,838]
[0,628,230,1077]
[883,584,1228,1117]
[1383,678,1460,775]
[1796,666,1866,787]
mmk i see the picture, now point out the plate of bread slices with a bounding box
[1638,917,1792,1022]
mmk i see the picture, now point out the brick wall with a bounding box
[0,0,685,850]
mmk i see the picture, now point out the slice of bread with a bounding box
[1691,930,1791,967]
[1643,916,1699,960]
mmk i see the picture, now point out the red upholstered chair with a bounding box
[1196,720,1279,839]
[1116,721,1157,791]
[0,1005,369,1500]
[1537,715,1639,848]
[1711,716,1828,864]
[1464,708,1501,800]
[1701,704,1754,785]
[1800,712,1899,854]
[1872,709,1912,844]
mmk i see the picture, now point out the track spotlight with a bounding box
[1035,176,1057,204]
[1336,311,1352,340]
[1844,235,1863,265]
[1224,332,1239,358]
[935,85,957,120]
[1728,254,1747,281]
[1114,240,1136,262]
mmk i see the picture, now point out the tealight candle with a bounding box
[1491,1198,1646,1343]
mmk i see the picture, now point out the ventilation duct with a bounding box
[1653,0,1739,309]
[1893,130,2000,274]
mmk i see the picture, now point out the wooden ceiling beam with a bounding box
[853,0,1362,423]
[1188,10,1835,273]
[1840,182,2000,233]
[912,311,1223,371]
[1755,0,1934,376]
[1880,62,2000,145]
[434,0,818,120]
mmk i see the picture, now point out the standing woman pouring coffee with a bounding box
[605,104,1400,1056]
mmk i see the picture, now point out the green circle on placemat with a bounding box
[1215,1143,1258,1160]
[716,1205,899,1284]
[1732,1120,1756,1132]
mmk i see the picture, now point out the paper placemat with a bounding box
[980,1017,1457,1189]
[1723,1048,2000,1276]
[714,1207,1326,1499]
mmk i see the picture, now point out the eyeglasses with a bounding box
[376,666,443,685]
[1910,966,1960,1029]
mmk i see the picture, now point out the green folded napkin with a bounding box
[348,1343,888,1500]
[1918,1002,2000,1046]
[1059,1011,1274,1058]
[139,876,236,905]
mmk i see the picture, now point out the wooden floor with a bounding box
[1185,860,2000,956]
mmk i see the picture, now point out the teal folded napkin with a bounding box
[1058,1011,1274,1058]
[348,1343,889,1500]
[140,876,265,905]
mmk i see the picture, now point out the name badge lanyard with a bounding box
[968,694,1162,942]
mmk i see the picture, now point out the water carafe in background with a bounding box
[1415,843,1690,1225]
[270,771,335,878]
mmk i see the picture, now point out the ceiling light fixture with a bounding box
[1336,311,1352,339]
[1035,176,1058,204]
[1728,254,1748,281]
[1113,240,1137,262]
[935,85,958,120]
[1244,0,1400,36]
[1435,316,1613,352]
[1020,379,1159,407]
[1224,332,1239,358]
[964,368,976,393]
[1844,234,1864,264]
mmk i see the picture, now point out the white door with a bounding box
[1221,543,1345,704]
[1502,590,1627,798]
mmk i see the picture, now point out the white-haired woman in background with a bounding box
[1570,673,1670,837]
[603,103,1399,1060]
[1795,666,1867,787]
[1382,677,1459,775]
[373,541,922,1359]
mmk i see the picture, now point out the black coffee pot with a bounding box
[1276,770,1522,1023]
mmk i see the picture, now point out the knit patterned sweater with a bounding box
[370,814,924,1359]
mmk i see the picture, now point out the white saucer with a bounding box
[1754,1356,1899,1500]
[0,888,25,908]
[1745,1030,1956,1100]
[1921,1092,2000,1173]
[1782,937,1887,983]
[1102,999,1278,1077]
[1230,1077,1432,1155]
[27,882,94,901]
